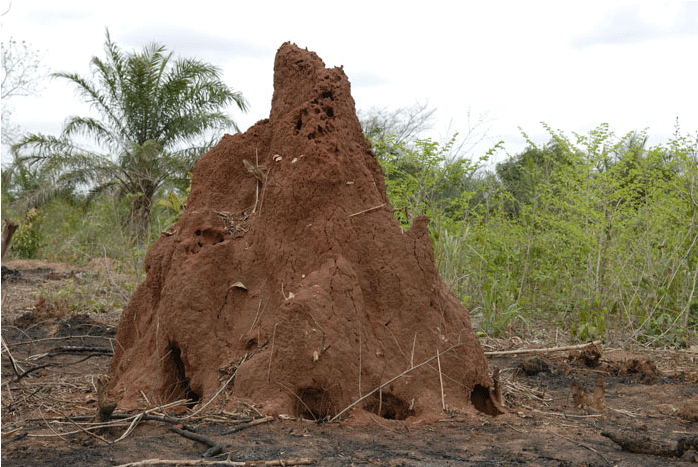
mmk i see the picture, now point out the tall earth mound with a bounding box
[108,42,500,421]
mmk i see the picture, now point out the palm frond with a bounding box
[12,30,249,239]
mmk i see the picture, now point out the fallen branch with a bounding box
[1,431,28,443]
[28,400,190,440]
[55,408,112,445]
[16,355,108,381]
[2,335,25,379]
[49,345,113,356]
[1,426,26,443]
[170,426,217,447]
[3,334,116,347]
[484,341,602,357]
[142,414,197,431]
[221,415,274,435]
[602,430,698,458]
[113,458,317,467]
[16,363,51,380]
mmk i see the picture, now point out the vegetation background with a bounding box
[2,35,696,348]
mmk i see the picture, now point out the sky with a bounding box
[2,1,697,166]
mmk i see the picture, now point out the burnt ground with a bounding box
[2,260,697,466]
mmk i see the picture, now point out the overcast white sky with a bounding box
[2,1,697,165]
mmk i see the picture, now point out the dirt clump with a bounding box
[568,341,602,367]
[519,357,550,376]
[106,42,499,422]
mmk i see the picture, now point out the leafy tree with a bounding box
[359,101,436,151]
[11,31,248,240]
[1,37,48,168]
[1,38,46,101]
[376,120,696,344]
[495,137,574,217]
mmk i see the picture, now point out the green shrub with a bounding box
[11,208,44,258]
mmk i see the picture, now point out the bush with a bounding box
[375,124,698,345]
[11,208,44,258]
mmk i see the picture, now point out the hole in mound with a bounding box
[295,387,336,421]
[364,392,413,420]
[470,384,502,416]
[295,117,303,132]
[163,342,201,408]
[244,337,257,350]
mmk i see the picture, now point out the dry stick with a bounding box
[221,415,273,435]
[183,358,244,420]
[247,299,264,334]
[3,431,27,443]
[358,332,362,397]
[267,323,278,382]
[552,431,613,466]
[107,399,189,442]
[4,334,114,347]
[484,340,602,357]
[2,335,25,379]
[254,149,259,213]
[436,328,446,411]
[170,426,217,447]
[276,382,317,422]
[49,345,113,355]
[410,332,417,368]
[51,407,112,445]
[38,408,69,442]
[1,427,24,439]
[330,343,463,422]
[16,362,52,380]
[113,413,144,443]
[28,421,134,439]
[348,203,385,218]
[113,457,317,467]
[237,400,265,418]
[140,414,196,430]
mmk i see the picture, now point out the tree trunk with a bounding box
[2,220,19,260]
[127,181,156,243]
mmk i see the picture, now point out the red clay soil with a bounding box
[107,42,499,422]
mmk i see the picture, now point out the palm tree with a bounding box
[11,31,248,239]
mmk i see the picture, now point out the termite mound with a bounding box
[107,42,501,422]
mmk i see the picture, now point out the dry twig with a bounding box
[552,431,613,466]
[348,203,385,218]
[221,415,273,435]
[113,458,317,467]
[330,343,463,422]
[2,335,25,379]
[170,426,216,447]
[436,328,446,410]
[484,341,602,356]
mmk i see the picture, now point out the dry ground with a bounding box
[2,260,697,466]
